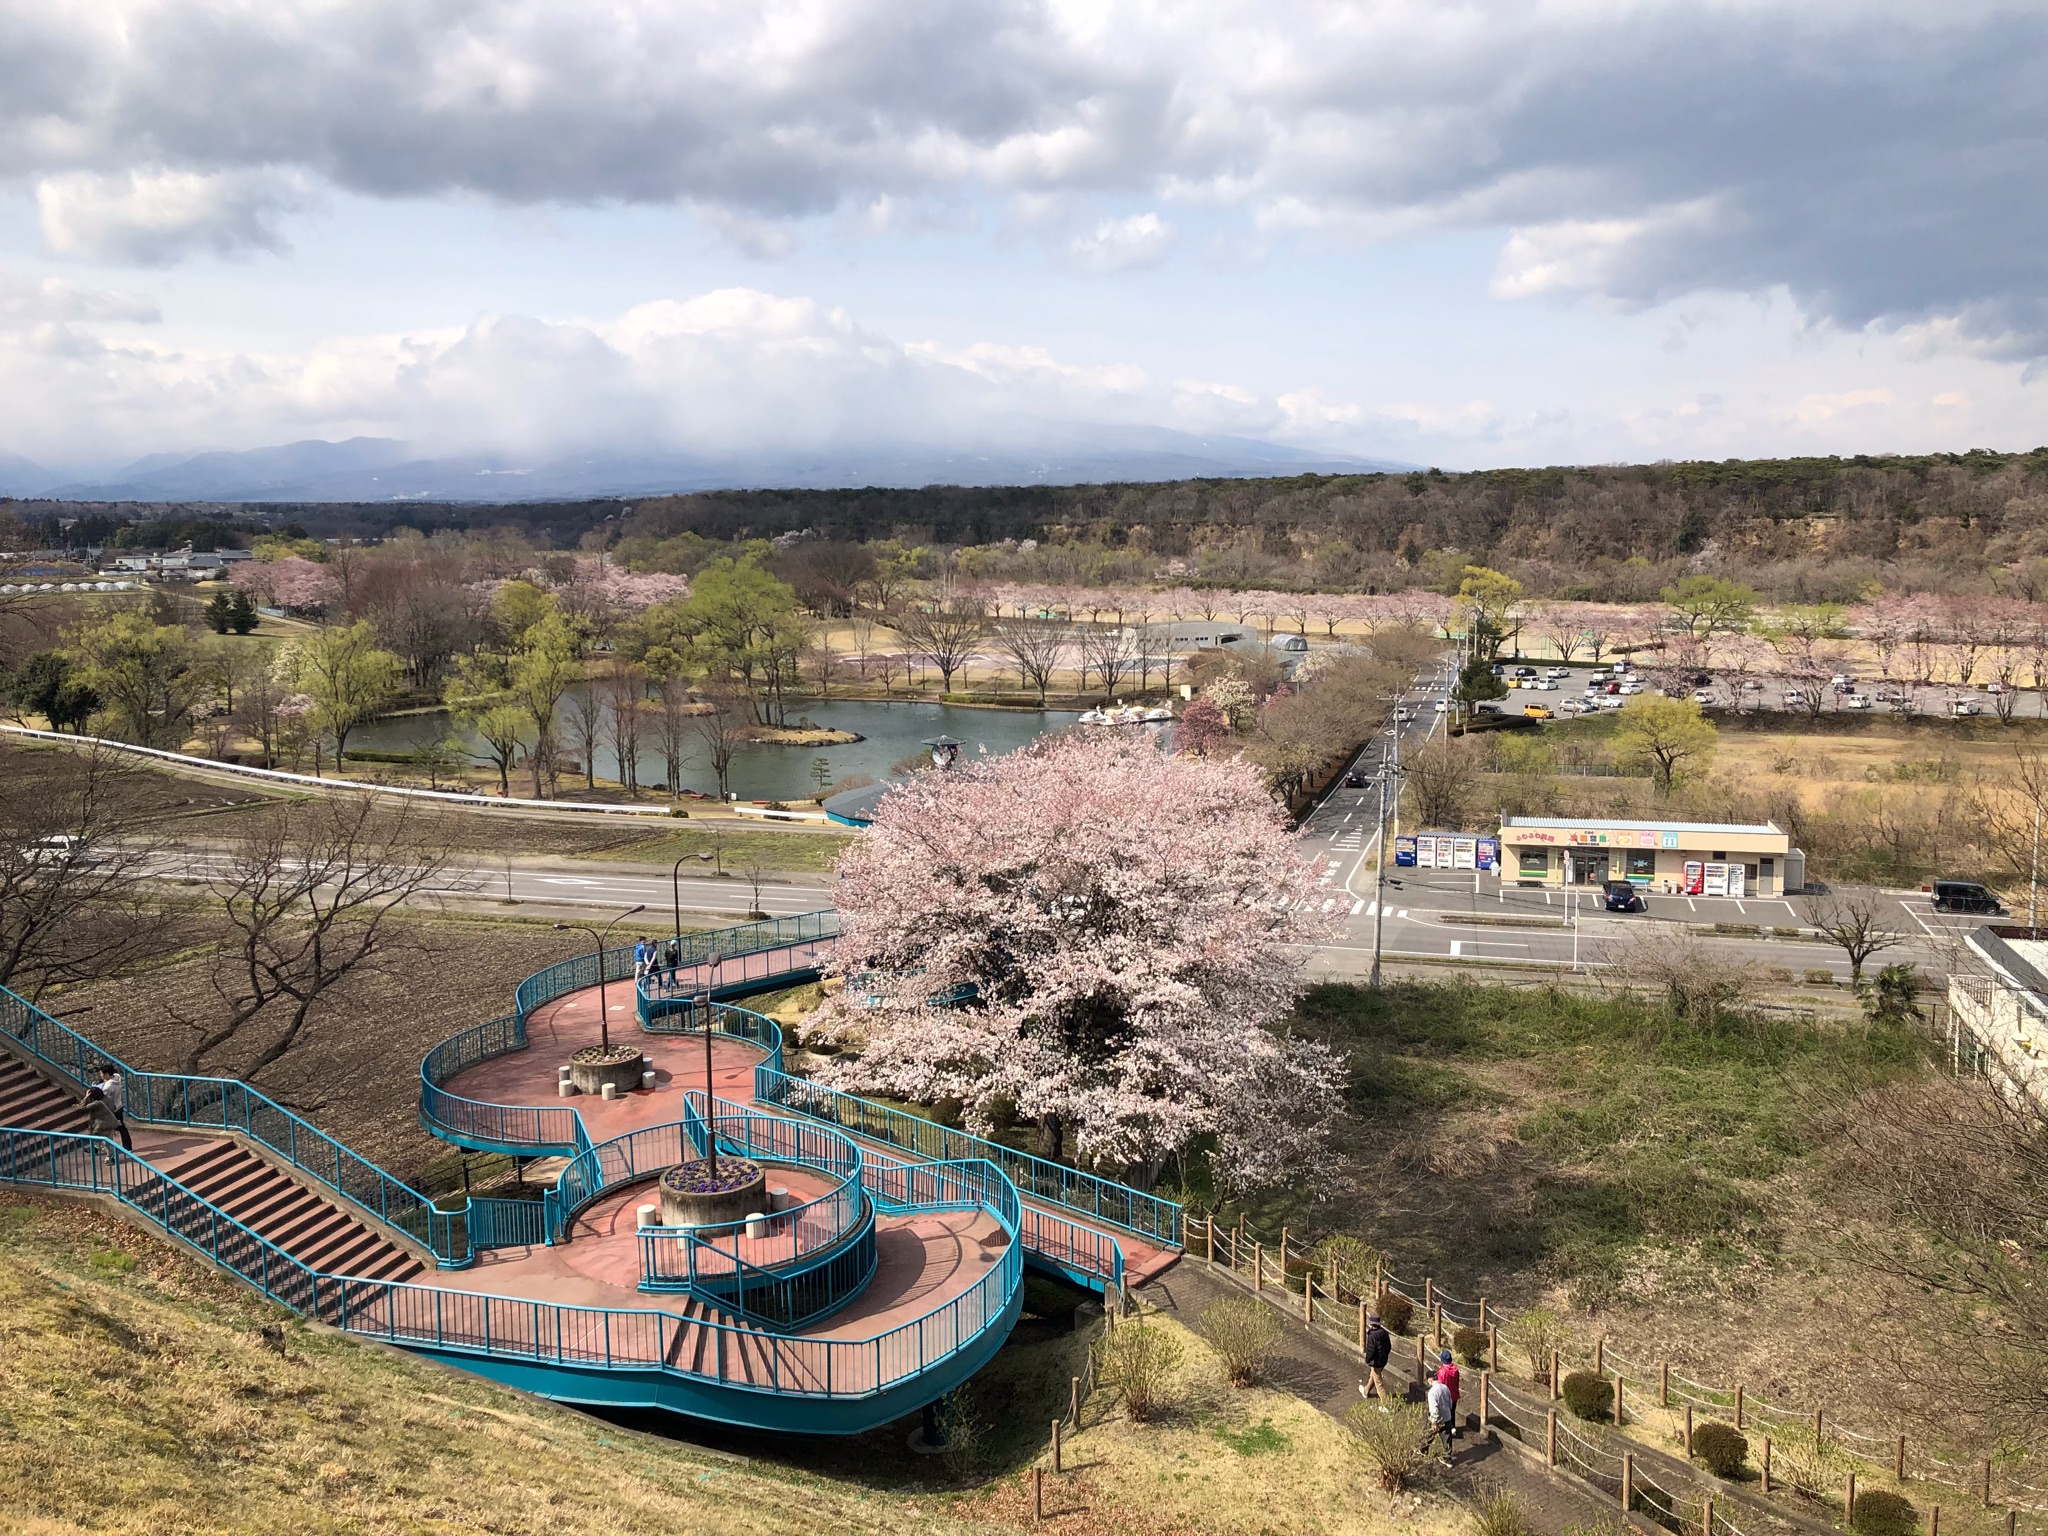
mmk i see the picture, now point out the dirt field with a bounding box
[44,913,588,1181]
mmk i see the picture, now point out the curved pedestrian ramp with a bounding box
[0,911,1180,1436]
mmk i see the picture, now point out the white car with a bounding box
[1536,679,1558,690]
[1783,690,1807,706]
[1595,695,1625,710]
[1434,700,1449,713]
[1831,674,1852,689]
[1952,699,1982,717]
[1618,681,1644,695]
[1844,694,1873,710]
[1742,679,1764,692]
[1692,689,1715,705]
[1546,667,1570,679]
[1559,698,1584,714]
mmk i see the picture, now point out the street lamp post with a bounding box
[699,949,724,1175]
[553,904,646,1052]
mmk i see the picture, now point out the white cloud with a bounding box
[0,274,158,325]
[1,2,2041,353]
[1065,212,1173,273]
[36,168,313,264]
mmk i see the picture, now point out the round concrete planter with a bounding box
[568,1044,646,1096]
[658,1157,767,1229]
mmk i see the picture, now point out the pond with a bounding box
[348,695,1087,802]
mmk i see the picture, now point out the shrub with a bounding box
[1311,1234,1378,1303]
[1375,1289,1414,1335]
[1850,1491,1917,1536]
[1346,1399,1430,1490]
[1690,1421,1748,1477]
[1199,1297,1284,1387]
[1453,1325,1490,1367]
[1513,1306,1566,1383]
[1472,1490,1528,1536]
[1096,1318,1185,1423]
[1560,1371,1612,1421]
[1804,968,1836,985]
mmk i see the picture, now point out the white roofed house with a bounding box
[1951,926,2048,1105]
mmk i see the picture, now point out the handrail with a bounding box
[418,1012,589,1157]
[756,1066,1182,1247]
[1,984,473,1268]
[637,911,842,998]
[0,1122,1022,1403]
[638,1000,787,1079]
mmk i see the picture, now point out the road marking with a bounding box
[1449,940,1461,956]
[538,877,601,886]
[1321,898,1336,912]
[1898,899,1942,939]
[1352,899,1365,915]
[1398,909,1409,919]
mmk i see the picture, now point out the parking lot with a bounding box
[1487,660,2043,722]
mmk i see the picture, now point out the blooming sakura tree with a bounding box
[811,733,1344,1195]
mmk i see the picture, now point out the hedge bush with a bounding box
[1199,1297,1284,1387]
[1850,1491,1917,1536]
[1560,1370,1613,1421]
[1452,1325,1489,1366]
[1375,1289,1413,1335]
[1691,1421,1748,1477]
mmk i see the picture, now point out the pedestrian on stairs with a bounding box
[1419,1370,1456,1464]
[93,1063,132,1151]
[83,1086,126,1149]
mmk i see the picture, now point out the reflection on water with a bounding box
[349,694,1086,802]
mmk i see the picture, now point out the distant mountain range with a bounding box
[0,429,1411,504]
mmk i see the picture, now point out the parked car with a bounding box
[1932,880,2003,915]
[1546,667,1571,679]
[1612,661,1630,674]
[1601,681,1621,694]
[1522,703,1554,720]
[1559,698,1585,715]
[1831,674,1853,689]
[1742,679,1764,692]
[1595,696,1625,710]
[1692,689,1715,705]
[1952,698,1983,717]
[1784,689,1807,706]
[1618,682,1644,695]
[1987,682,2004,695]
[1536,679,1558,690]
[1602,880,1647,913]
[1514,666,1538,678]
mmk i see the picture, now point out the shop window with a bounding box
[1517,848,1549,875]
[1626,851,1656,879]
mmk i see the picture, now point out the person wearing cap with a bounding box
[1359,1311,1393,1405]
[1420,1369,1456,1463]
[1436,1348,1461,1413]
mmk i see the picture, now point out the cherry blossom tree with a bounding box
[809,734,1344,1195]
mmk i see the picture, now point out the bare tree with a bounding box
[653,676,695,794]
[1595,924,1761,1028]
[1079,624,1143,701]
[565,678,605,790]
[1401,739,1477,830]
[740,862,771,920]
[691,690,748,802]
[175,796,463,1077]
[890,585,989,694]
[992,616,1069,705]
[1805,891,1912,984]
[0,742,168,1000]
[601,664,645,795]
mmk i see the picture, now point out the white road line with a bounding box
[1898,899,1943,940]
[1449,940,1462,956]
[1351,899,1365,915]
[1398,909,1409,919]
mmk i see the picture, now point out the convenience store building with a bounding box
[1497,817,1804,896]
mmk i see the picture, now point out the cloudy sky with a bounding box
[2,0,2045,476]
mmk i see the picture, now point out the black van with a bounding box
[1932,880,2003,915]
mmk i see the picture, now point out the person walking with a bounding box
[93,1063,132,1152]
[633,938,650,984]
[663,936,681,987]
[1360,1312,1393,1405]
[1419,1368,1456,1464]
[1436,1348,1461,1416]
[83,1086,125,1148]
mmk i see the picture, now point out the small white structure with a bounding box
[1952,928,2048,1104]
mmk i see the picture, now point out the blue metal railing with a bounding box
[0,1122,1021,1403]
[521,912,839,1029]
[1,985,474,1267]
[637,1000,786,1078]
[419,1013,590,1156]
[755,1066,1181,1248]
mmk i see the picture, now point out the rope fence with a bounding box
[1186,1213,2044,1533]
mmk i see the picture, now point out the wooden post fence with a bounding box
[1547,1408,1558,1468]
[1479,1296,1488,1330]
[1704,1495,1715,1536]
[1594,1336,1605,1375]
[2005,1510,2016,1536]
[1426,1277,1435,1314]
[1052,1419,1062,1473]
[1253,1242,1263,1292]
[1734,1384,1744,1430]
[1660,1361,1670,1407]
[1930,1506,1939,1536]
[1070,1376,1080,1425]
[1303,1277,1313,1323]
[1762,1437,1773,1493]
[1358,1299,1368,1354]
[1615,1375,1625,1428]
[1846,1470,1857,1521]
[1896,1435,1906,1482]
[1622,1452,1635,1513]
[1551,1348,1561,1401]
[1418,1333,1428,1372]
[1374,1254,1384,1300]
[1479,1370,1491,1427]
[1489,1324,1500,1373]
[1983,1460,1994,1509]
[1685,1404,1695,1456]
[1206,1218,1215,1264]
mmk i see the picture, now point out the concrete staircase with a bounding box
[144,1141,427,1284]
[0,1054,93,1136]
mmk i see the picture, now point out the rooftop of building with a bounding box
[1500,816,1785,837]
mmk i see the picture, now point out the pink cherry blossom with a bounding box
[809,732,1345,1195]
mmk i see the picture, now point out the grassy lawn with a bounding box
[603,826,855,874]
[1245,980,1934,1306]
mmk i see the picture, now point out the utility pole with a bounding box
[1567,850,1580,971]
[1370,768,1391,989]
[2033,801,2042,937]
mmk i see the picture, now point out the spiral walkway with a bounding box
[0,910,1181,1435]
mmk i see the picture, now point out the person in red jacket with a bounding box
[1436,1349,1461,1413]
